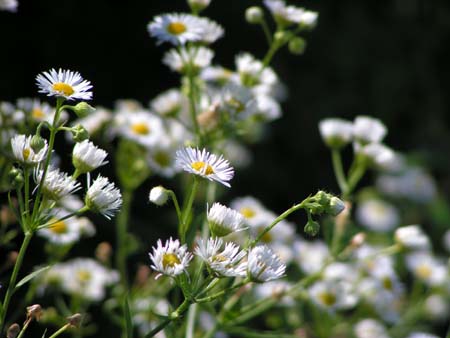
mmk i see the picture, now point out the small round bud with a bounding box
[67,313,82,328]
[288,37,306,55]
[304,219,320,236]
[95,242,112,263]
[8,167,24,189]
[7,323,20,338]
[350,232,366,248]
[26,304,43,321]
[327,196,346,216]
[245,6,264,24]
[71,124,89,143]
[149,186,169,206]
[188,0,211,12]
[30,135,46,153]
[274,31,292,44]
[72,102,96,118]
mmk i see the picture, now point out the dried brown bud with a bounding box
[8,251,18,265]
[95,242,112,263]
[197,103,220,131]
[67,313,82,328]
[7,323,20,338]
[1,204,17,225]
[26,304,42,321]
[135,264,151,287]
[350,232,366,248]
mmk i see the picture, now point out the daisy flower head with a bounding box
[36,68,92,101]
[175,147,234,187]
[319,118,353,148]
[263,0,305,26]
[353,115,387,144]
[207,202,247,237]
[356,199,400,232]
[35,167,80,200]
[247,245,286,282]
[197,17,224,44]
[72,140,108,174]
[115,110,164,147]
[148,13,204,45]
[11,134,48,165]
[308,280,357,312]
[195,238,247,277]
[394,225,430,250]
[85,175,122,219]
[149,237,193,279]
[163,46,214,74]
[150,88,187,118]
[354,319,390,338]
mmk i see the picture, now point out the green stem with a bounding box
[331,149,348,194]
[185,303,197,338]
[196,281,247,303]
[116,189,133,292]
[0,231,33,334]
[259,18,273,46]
[23,167,30,224]
[16,319,31,338]
[168,190,182,224]
[180,178,199,243]
[343,162,366,199]
[187,67,202,145]
[37,206,89,230]
[48,324,70,338]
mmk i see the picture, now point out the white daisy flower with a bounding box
[16,98,61,124]
[298,10,319,28]
[294,239,330,275]
[175,147,234,187]
[149,186,169,206]
[115,110,165,147]
[148,13,204,45]
[207,202,247,237]
[0,0,17,12]
[354,319,390,338]
[150,89,187,117]
[251,95,282,121]
[72,140,108,174]
[11,134,48,165]
[424,294,450,321]
[35,167,80,200]
[309,280,358,312]
[201,66,235,86]
[197,17,224,44]
[395,225,430,250]
[357,143,398,170]
[85,175,122,219]
[247,245,286,282]
[319,118,353,148]
[405,252,448,287]
[253,280,293,305]
[36,68,92,101]
[195,238,247,277]
[149,238,193,279]
[163,47,214,74]
[220,82,256,119]
[235,53,278,90]
[263,0,305,26]
[353,115,387,144]
[356,199,400,232]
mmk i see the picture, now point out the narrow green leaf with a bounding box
[15,265,51,290]
[124,295,133,338]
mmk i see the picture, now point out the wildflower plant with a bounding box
[0,1,449,338]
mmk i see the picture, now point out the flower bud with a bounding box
[30,135,46,153]
[8,167,24,189]
[274,31,292,45]
[26,304,43,321]
[304,219,320,236]
[327,196,346,216]
[72,102,96,118]
[71,124,89,142]
[350,232,366,248]
[288,37,306,55]
[245,6,264,24]
[188,0,211,12]
[149,186,169,206]
[67,313,82,328]
[7,323,20,338]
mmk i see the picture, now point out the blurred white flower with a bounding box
[353,115,387,144]
[148,13,204,45]
[319,118,353,148]
[395,225,430,250]
[356,199,400,232]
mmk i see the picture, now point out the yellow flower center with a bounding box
[77,270,91,283]
[32,108,45,119]
[131,122,150,135]
[167,22,187,35]
[22,148,31,161]
[162,253,181,268]
[191,161,214,175]
[382,277,393,290]
[319,292,337,306]
[260,231,272,243]
[52,82,75,96]
[240,207,255,219]
[212,254,227,263]
[49,220,68,234]
[416,264,432,279]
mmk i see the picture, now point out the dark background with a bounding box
[1,0,450,335]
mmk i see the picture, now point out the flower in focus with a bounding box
[207,202,247,237]
[149,186,169,206]
[175,147,234,187]
[148,13,204,45]
[36,68,92,101]
[247,245,286,282]
[35,167,80,200]
[72,140,108,174]
[149,238,193,279]
[85,175,122,219]
[11,134,48,165]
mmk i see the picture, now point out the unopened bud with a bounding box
[288,37,306,55]
[30,134,46,153]
[246,6,264,24]
[8,167,24,189]
[149,186,169,206]
[71,124,89,142]
[26,304,42,321]
[328,196,345,216]
[274,31,292,45]
[7,323,20,338]
[95,242,112,263]
[7,251,18,267]
[67,313,82,328]
[304,219,320,236]
[188,0,211,12]
[350,232,366,248]
[72,102,96,118]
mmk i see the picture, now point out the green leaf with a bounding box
[124,295,133,338]
[15,265,51,290]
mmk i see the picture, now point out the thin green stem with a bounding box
[116,189,133,292]
[0,231,33,333]
[37,206,89,230]
[343,162,366,199]
[187,66,202,145]
[331,149,348,194]
[23,167,30,224]
[185,303,197,338]
[16,319,31,338]
[196,281,248,303]
[168,190,182,223]
[180,178,199,243]
[48,324,70,338]
[259,18,273,46]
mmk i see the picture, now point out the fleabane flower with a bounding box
[72,140,108,174]
[175,147,234,187]
[354,319,390,338]
[395,225,430,250]
[36,68,92,101]
[163,47,214,74]
[0,0,18,12]
[35,167,80,200]
[207,202,247,237]
[406,252,448,287]
[149,238,193,279]
[247,245,286,282]
[85,175,122,219]
[195,238,247,277]
[197,17,224,44]
[150,89,187,118]
[319,118,353,148]
[11,134,48,165]
[263,0,305,26]
[148,13,204,45]
[353,116,387,144]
